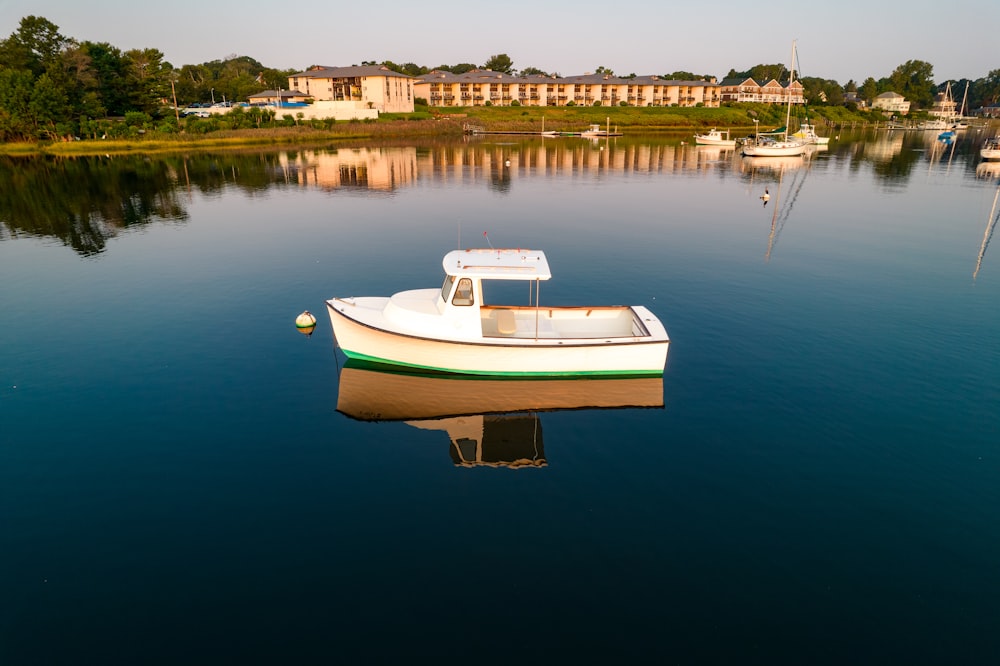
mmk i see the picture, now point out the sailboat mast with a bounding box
[786,40,796,137]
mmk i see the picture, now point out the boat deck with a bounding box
[480,305,646,339]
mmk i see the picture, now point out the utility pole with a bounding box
[171,79,180,124]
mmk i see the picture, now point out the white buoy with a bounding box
[295,310,317,328]
[295,311,317,336]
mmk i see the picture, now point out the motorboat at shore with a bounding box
[694,128,736,147]
[326,248,670,376]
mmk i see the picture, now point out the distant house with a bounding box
[872,91,910,115]
[928,85,957,120]
[287,65,414,113]
[843,91,867,109]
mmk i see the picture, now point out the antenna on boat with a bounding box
[483,231,494,249]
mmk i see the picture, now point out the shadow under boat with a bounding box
[336,361,664,468]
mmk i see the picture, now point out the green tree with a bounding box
[859,77,878,103]
[886,59,935,108]
[123,48,169,113]
[0,15,68,75]
[977,69,1000,107]
[483,53,514,74]
[29,72,70,138]
[82,41,129,115]
[0,68,35,140]
[520,66,549,76]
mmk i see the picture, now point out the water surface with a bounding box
[2,129,999,664]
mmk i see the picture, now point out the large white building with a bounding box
[287,65,415,113]
[413,70,721,108]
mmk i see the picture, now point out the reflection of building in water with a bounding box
[270,142,741,192]
[336,362,663,468]
[863,132,905,162]
[277,147,418,191]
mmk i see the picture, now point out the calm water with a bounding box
[2,129,999,664]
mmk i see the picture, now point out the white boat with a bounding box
[326,248,670,376]
[790,123,830,145]
[694,128,736,147]
[918,119,950,131]
[742,132,808,157]
[579,123,622,137]
[981,136,1000,161]
[743,42,808,157]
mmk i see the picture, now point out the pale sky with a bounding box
[1,0,995,85]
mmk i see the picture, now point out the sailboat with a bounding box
[742,41,808,157]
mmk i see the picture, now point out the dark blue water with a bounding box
[2,132,999,664]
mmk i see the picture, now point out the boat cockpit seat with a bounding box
[495,309,517,335]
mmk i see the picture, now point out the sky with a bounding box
[1,0,996,85]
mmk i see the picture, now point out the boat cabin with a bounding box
[434,248,642,340]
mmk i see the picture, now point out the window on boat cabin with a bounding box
[440,274,456,302]
[452,278,474,306]
[480,279,535,307]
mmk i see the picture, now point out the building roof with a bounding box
[875,91,905,99]
[719,77,758,87]
[414,70,718,86]
[248,89,307,99]
[291,65,413,79]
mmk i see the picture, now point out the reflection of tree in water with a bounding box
[0,152,286,256]
[869,145,921,184]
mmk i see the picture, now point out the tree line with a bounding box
[2,15,998,142]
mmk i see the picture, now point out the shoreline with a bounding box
[0,106,902,157]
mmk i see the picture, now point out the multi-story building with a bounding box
[413,70,721,108]
[287,65,415,113]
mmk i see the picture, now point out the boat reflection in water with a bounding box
[977,161,1000,180]
[336,361,664,468]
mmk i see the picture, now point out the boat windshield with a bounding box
[440,274,455,301]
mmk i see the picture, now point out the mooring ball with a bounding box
[295,310,317,329]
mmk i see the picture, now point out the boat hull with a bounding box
[327,300,669,377]
[982,148,1000,161]
[695,137,736,147]
[742,142,808,157]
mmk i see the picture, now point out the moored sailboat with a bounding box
[742,41,807,157]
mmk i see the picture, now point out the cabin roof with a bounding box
[443,248,552,280]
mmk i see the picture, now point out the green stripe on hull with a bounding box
[340,349,663,378]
